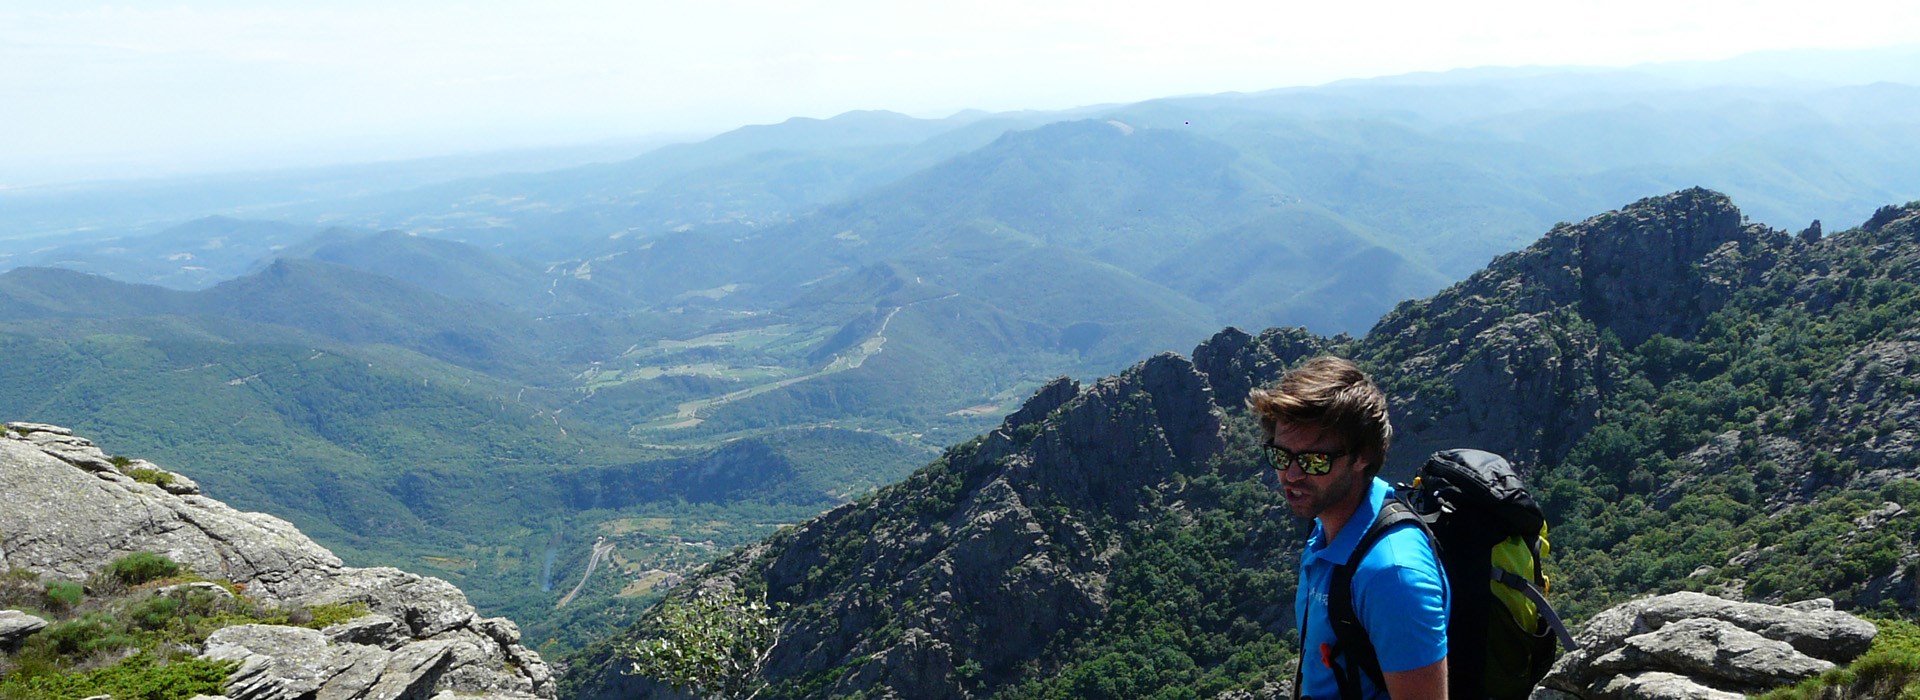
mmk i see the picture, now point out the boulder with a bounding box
[1,609,49,651]
[205,624,460,700]
[324,614,410,649]
[1606,618,1832,690]
[1595,672,1743,700]
[1543,592,1877,699]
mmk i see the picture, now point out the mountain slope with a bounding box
[565,190,1920,698]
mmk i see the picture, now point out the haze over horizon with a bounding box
[5,0,1920,187]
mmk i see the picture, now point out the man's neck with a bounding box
[1317,484,1368,544]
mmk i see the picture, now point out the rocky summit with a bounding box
[0,421,555,699]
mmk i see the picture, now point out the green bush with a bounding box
[0,651,236,700]
[43,581,84,610]
[0,558,373,700]
[39,615,140,656]
[126,468,175,488]
[104,552,183,586]
[1758,618,1920,699]
[305,602,372,629]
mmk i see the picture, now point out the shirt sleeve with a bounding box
[1352,526,1450,673]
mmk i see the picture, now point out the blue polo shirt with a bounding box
[1295,478,1449,699]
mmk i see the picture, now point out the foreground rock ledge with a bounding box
[1540,591,1878,699]
[0,422,555,699]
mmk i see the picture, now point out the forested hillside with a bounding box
[5,60,1919,661]
[567,190,1920,699]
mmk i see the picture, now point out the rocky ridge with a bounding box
[0,421,556,699]
[566,190,1920,699]
[1363,188,1796,475]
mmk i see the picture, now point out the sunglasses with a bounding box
[1263,444,1347,476]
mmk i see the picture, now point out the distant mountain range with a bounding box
[1,54,1917,655]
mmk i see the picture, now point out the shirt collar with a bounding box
[1306,477,1391,565]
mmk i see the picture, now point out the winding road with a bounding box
[556,537,616,608]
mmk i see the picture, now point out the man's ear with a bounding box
[1346,454,1372,477]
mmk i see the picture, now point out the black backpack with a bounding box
[1324,449,1578,700]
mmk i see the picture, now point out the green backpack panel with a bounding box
[1327,449,1578,700]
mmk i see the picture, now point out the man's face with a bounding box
[1269,422,1368,520]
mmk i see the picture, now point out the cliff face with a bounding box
[0,422,556,699]
[1363,188,1795,474]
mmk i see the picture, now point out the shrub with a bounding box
[1758,618,1920,699]
[1,567,43,608]
[0,651,235,700]
[305,602,372,629]
[43,580,85,610]
[126,468,176,488]
[625,590,780,700]
[39,615,140,655]
[104,552,183,586]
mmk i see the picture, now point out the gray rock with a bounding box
[1784,598,1835,613]
[1853,501,1907,531]
[1598,671,1744,700]
[23,431,120,473]
[157,581,239,599]
[0,437,342,590]
[427,629,536,697]
[204,624,462,700]
[361,639,460,700]
[2,609,50,651]
[1612,618,1832,690]
[5,422,72,436]
[1001,376,1080,431]
[1633,592,1876,663]
[0,426,556,698]
[291,567,475,638]
[204,624,378,700]
[324,614,409,649]
[1546,592,1877,699]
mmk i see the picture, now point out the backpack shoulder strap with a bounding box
[1490,567,1581,651]
[1327,498,1431,700]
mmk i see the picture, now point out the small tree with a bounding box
[625,588,780,700]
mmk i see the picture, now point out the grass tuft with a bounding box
[1757,618,1920,700]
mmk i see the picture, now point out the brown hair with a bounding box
[1246,355,1392,477]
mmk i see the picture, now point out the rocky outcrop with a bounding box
[1541,592,1877,699]
[566,353,1229,700]
[1361,189,1795,475]
[0,422,555,699]
[0,609,48,652]
[1190,326,1342,414]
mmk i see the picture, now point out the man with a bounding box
[1248,356,1449,700]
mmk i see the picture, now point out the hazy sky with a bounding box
[4,0,1918,186]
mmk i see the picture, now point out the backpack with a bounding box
[1324,449,1578,700]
